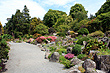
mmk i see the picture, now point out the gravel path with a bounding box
[3,42,67,73]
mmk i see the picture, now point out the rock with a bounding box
[45,52,50,59]
[82,59,96,70]
[27,38,34,43]
[49,52,60,62]
[35,40,37,45]
[41,48,45,51]
[67,47,73,54]
[86,68,97,73]
[37,44,42,48]
[68,69,81,73]
[94,55,110,72]
[89,50,100,55]
[71,57,84,65]
[96,70,106,73]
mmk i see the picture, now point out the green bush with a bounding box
[56,49,67,54]
[77,37,90,45]
[88,30,104,37]
[48,52,54,59]
[78,28,89,35]
[0,37,10,71]
[72,44,81,56]
[57,32,66,37]
[59,56,67,62]
[34,24,49,35]
[77,54,87,59]
[61,60,73,68]
[49,46,57,52]
[2,34,13,41]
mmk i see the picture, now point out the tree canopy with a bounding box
[43,9,67,27]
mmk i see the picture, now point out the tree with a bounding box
[69,4,88,22]
[97,12,110,32]
[43,9,67,27]
[30,17,43,34]
[34,24,49,35]
[95,0,110,16]
[0,22,4,34]
[22,5,31,23]
[89,14,96,20]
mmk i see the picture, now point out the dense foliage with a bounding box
[0,37,10,71]
[72,44,81,56]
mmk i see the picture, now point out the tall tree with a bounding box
[22,5,31,23]
[43,9,67,27]
[69,4,88,22]
[95,0,110,16]
[0,22,4,34]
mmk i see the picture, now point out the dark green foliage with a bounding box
[43,9,67,27]
[23,34,33,39]
[77,54,87,59]
[61,59,73,68]
[70,4,88,22]
[2,34,13,41]
[96,0,110,16]
[57,32,66,37]
[78,28,89,35]
[72,44,81,56]
[77,37,90,45]
[0,37,10,70]
[83,39,107,54]
[34,24,49,35]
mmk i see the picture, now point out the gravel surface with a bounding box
[3,42,67,73]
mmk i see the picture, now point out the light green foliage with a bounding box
[56,24,70,32]
[77,54,87,59]
[78,28,89,35]
[96,0,110,16]
[34,24,49,35]
[56,49,67,54]
[83,39,107,54]
[43,9,67,27]
[70,3,88,22]
[97,12,110,32]
[88,31,104,37]
[77,37,90,45]
[72,44,81,56]
[30,17,42,34]
[98,49,110,55]
[59,56,67,62]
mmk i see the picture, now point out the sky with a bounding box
[0,0,106,26]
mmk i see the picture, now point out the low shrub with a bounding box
[57,32,66,37]
[65,53,74,60]
[88,30,104,37]
[77,37,90,45]
[61,60,74,68]
[59,56,67,62]
[56,49,67,54]
[78,28,89,35]
[2,34,13,41]
[72,44,81,56]
[49,46,57,52]
[77,54,87,59]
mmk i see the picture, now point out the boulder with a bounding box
[96,70,106,73]
[49,52,60,62]
[67,47,73,54]
[82,59,96,70]
[45,52,50,59]
[68,69,81,73]
[86,68,97,73]
[94,55,110,72]
[71,57,84,65]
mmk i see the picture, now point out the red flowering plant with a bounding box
[46,36,57,42]
[65,53,74,60]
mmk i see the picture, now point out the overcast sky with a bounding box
[0,0,106,26]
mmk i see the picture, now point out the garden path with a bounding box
[3,42,67,73]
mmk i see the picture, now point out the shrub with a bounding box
[46,36,57,42]
[2,34,13,41]
[56,49,67,54]
[69,31,75,35]
[48,27,55,34]
[36,36,46,43]
[49,46,56,52]
[88,30,104,37]
[72,44,81,56]
[57,32,66,37]
[48,52,54,59]
[33,33,41,39]
[0,37,10,71]
[59,56,67,62]
[61,60,73,68]
[34,24,49,35]
[78,28,89,35]
[65,53,74,60]
[77,37,90,45]
[77,54,87,59]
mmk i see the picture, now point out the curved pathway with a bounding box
[3,42,67,73]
